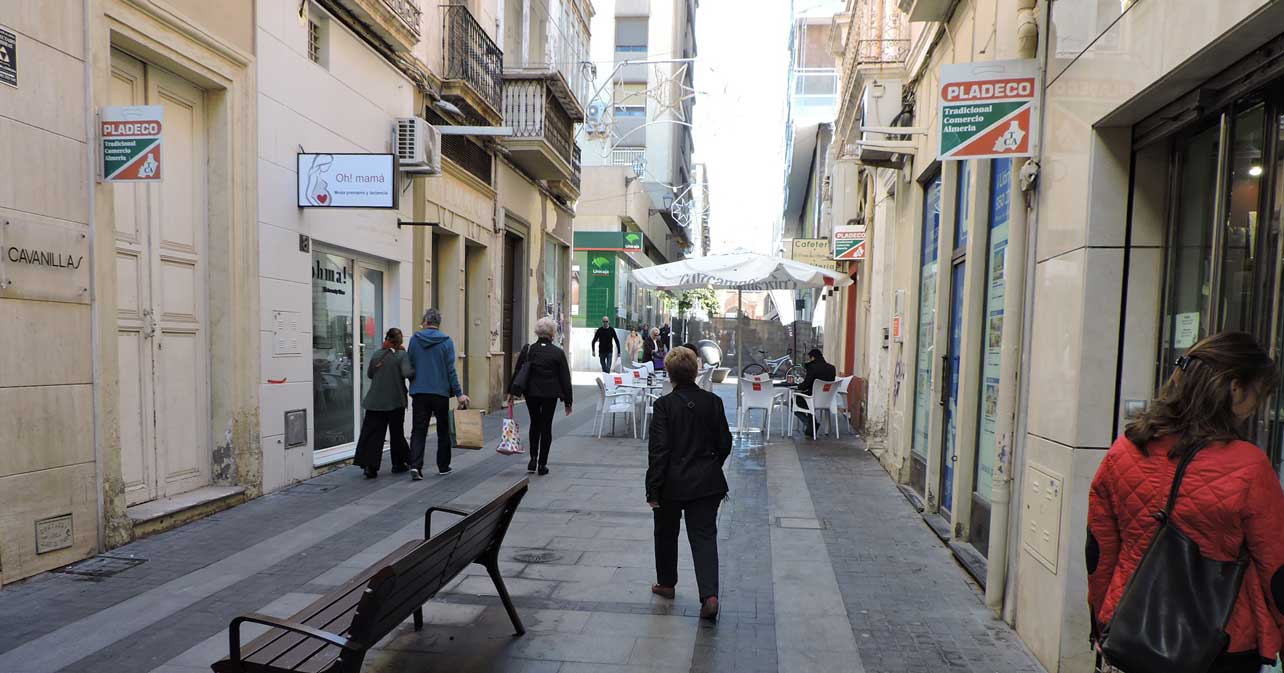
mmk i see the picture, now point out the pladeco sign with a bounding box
[938,59,1040,161]
[297,153,397,209]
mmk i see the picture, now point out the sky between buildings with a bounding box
[693,0,795,255]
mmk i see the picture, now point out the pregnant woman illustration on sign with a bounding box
[304,154,334,206]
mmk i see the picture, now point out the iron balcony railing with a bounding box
[501,78,576,168]
[571,145,581,191]
[444,5,503,111]
[855,38,910,64]
[382,0,422,36]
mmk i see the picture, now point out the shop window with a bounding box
[910,174,942,493]
[1220,103,1267,334]
[1160,124,1219,381]
[312,252,354,451]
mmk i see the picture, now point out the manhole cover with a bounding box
[55,554,146,579]
[513,550,562,564]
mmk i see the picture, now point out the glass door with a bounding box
[358,266,385,408]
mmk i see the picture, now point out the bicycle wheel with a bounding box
[741,363,766,378]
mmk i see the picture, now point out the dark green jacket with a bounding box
[363,348,413,411]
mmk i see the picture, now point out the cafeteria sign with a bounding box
[938,59,1039,161]
[101,105,163,181]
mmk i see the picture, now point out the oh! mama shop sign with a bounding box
[297,153,397,209]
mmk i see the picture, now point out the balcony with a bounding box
[443,5,504,123]
[855,39,910,65]
[501,75,580,191]
[333,0,421,51]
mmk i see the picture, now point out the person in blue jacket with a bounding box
[406,308,471,479]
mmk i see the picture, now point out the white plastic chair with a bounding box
[792,379,841,439]
[738,375,783,438]
[835,376,855,432]
[596,376,637,438]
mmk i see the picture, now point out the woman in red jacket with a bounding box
[1088,331,1284,672]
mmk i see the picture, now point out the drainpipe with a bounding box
[83,0,105,555]
[984,0,1045,614]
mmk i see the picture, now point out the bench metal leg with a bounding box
[486,561,525,636]
[413,606,423,631]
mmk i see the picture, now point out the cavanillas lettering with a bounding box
[5,246,84,270]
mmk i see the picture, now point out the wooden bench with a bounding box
[211,479,529,673]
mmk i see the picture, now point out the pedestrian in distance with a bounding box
[659,323,672,349]
[794,348,836,439]
[646,347,733,620]
[644,327,667,372]
[507,317,573,476]
[407,308,470,480]
[591,316,622,373]
[625,329,643,367]
[1087,331,1284,673]
[354,328,414,478]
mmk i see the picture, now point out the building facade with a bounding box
[822,0,1284,671]
[1,0,258,584]
[1,0,587,585]
[568,0,698,363]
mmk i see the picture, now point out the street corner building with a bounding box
[0,0,585,585]
[805,0,1284,671]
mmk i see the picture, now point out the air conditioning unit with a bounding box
[393,117,441,175]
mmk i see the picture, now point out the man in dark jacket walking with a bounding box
[794,348,837,439]
[646,347,733,620]
[659,323,671,349]
[407,308,470,479]
[590,317,621,373]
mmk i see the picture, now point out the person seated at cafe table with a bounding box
[794,348,836,439]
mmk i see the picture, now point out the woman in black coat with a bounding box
[646,347,733,620]
[507,317,573,475]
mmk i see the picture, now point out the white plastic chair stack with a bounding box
[793,379,841,439]
[596,375,637,438]
[738,374,782,438]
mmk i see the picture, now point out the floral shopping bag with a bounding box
[496,403,525,455]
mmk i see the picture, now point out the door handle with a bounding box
[938,354,949,406]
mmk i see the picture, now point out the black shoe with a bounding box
[391,465,409,474]
[537,466,549,476]
[438,467,453,476]
[363,469,377,479]
[527,462,537,473]
[410,469,423,481]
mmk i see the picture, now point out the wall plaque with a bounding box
[35,514,73,554]
[0,218,90,304]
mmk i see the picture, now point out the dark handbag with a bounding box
[1100,444,1247,673]
[510,345,531,396]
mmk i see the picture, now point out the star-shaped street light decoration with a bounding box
[646,63,698,123]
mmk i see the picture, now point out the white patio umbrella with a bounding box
[631,252,852,380]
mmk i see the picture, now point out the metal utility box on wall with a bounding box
[1022,464,1063,574]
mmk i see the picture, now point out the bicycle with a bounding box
[740,348,807,381]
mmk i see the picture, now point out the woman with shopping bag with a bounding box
[506,317,572,476]
[1088,331,1284,673]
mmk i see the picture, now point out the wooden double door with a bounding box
[111,50,210,506]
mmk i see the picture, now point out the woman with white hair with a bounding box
[507,316,573,475]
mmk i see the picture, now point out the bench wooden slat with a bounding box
[214,479,529,673]
[235,540,421,669]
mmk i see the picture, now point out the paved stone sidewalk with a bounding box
[0,381,1043,673]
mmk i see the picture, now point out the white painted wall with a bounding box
[256,2,417,490]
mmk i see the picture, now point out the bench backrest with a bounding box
[346,479,529,645]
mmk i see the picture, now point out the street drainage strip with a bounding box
[512,550,562,564]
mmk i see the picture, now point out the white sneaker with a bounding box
[410,469,423,481]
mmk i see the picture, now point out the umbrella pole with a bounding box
[736,289,743,418]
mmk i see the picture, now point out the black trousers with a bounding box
[354,408,409,472]
[653,494,721,601]
[598,352,613,373]
[526,396,558,467]
[410,393,452,472]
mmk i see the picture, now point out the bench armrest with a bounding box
[425,506,470,538]
[229,613,358,663]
